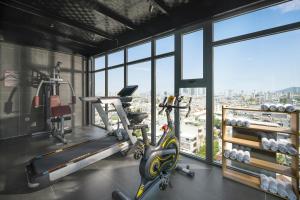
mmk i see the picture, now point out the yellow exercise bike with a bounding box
[113,96,194,200]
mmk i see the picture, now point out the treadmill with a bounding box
[26,86,140,188]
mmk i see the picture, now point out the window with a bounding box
[128,61,152,138]
[155,56,174,141]
[180,88,206,159]
[214,1,300,41]
[182,30,203,80]
[107,67,124,128]
[95,56,105,71]
[94,71,105,126]
[155,35,175,55]
[108,50,123,67]
[95,72,105,96]
[213,29,300,164]
[128,42,151,62]
[108,67,124,96]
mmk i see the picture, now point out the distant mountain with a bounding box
[277,87,300,94]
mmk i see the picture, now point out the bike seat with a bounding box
[127,112,148,124]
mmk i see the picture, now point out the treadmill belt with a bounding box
[32,136,120,175]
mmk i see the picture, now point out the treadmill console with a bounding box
[117,85,138,97]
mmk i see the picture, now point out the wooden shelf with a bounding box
[226,158,295,178]
[223,106,299,114]
[223,135,297,157]
[223,169,288,200]
[228,124,294,134]
[224,135,261,149]
[224,168,260,188]
[222,106,299,200]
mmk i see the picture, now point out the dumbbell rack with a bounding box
[222,106,299,200]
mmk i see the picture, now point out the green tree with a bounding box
[133,129,142,138]
[111,115,119,121]
[196,140,220,160]
[276,154,286,165]
[214,116,222,129]
[213,140,220,160]
[280,98,288,104]
[197,144,206,159]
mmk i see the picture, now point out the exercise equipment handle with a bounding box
[185,97,192,118]
[158,96,192,109]
[33,96,40,108]
[158,97,167,115]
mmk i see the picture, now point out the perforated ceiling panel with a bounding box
[97,0,162,25]
[0,0,268,55]
[163,0,190,8]
[18,0,128,36]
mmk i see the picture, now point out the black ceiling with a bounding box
[0,0,277,56]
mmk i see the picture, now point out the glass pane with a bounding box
[182,30,203,79]
[108,50,123,67]
[156,56,174,142]
[128,61,151,139]
[128,42,151,62]
[180,88,206,159]
[213,29,300,164]
[95,56,105,70]
[107,67,124,129]
[214,1,300,41]
[94,72,105,126]
[108,67,124,96]
[155,35,175,55]
[95,72,105,96]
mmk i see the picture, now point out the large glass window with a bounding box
[128,42,151,62]
[128,61,152,138]
[94,72,105,126]
[155,35,175,55]
[155,56,174,141]
[180,88,207,159]
[95,72,105,96]
[107,67,124,128]
[108,50,124,67]
[95,56,105,71]
[182,30,203,80]
[214,1,300,41]
[108,67,124,96]
[213,29,300,163]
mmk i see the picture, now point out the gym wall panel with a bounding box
[0,42,86,139]
[0,43,21,139]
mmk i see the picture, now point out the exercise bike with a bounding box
[113,96,195,200]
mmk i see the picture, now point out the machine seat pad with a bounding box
[127,112,148,124]
[51,116,72,122]
[51,105,71,117]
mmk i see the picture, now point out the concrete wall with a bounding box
[0,42,86,139]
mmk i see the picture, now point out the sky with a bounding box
[95,0,300,96]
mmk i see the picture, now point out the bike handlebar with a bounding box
[158,96,192,117]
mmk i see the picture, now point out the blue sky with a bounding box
[214,1,300,94]
[95,1,300,96]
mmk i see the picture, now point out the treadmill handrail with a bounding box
[80,96,120,102]
[79,96,133,103]
[79,96,137,145]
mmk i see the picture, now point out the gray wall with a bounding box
[0,42,86,139]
